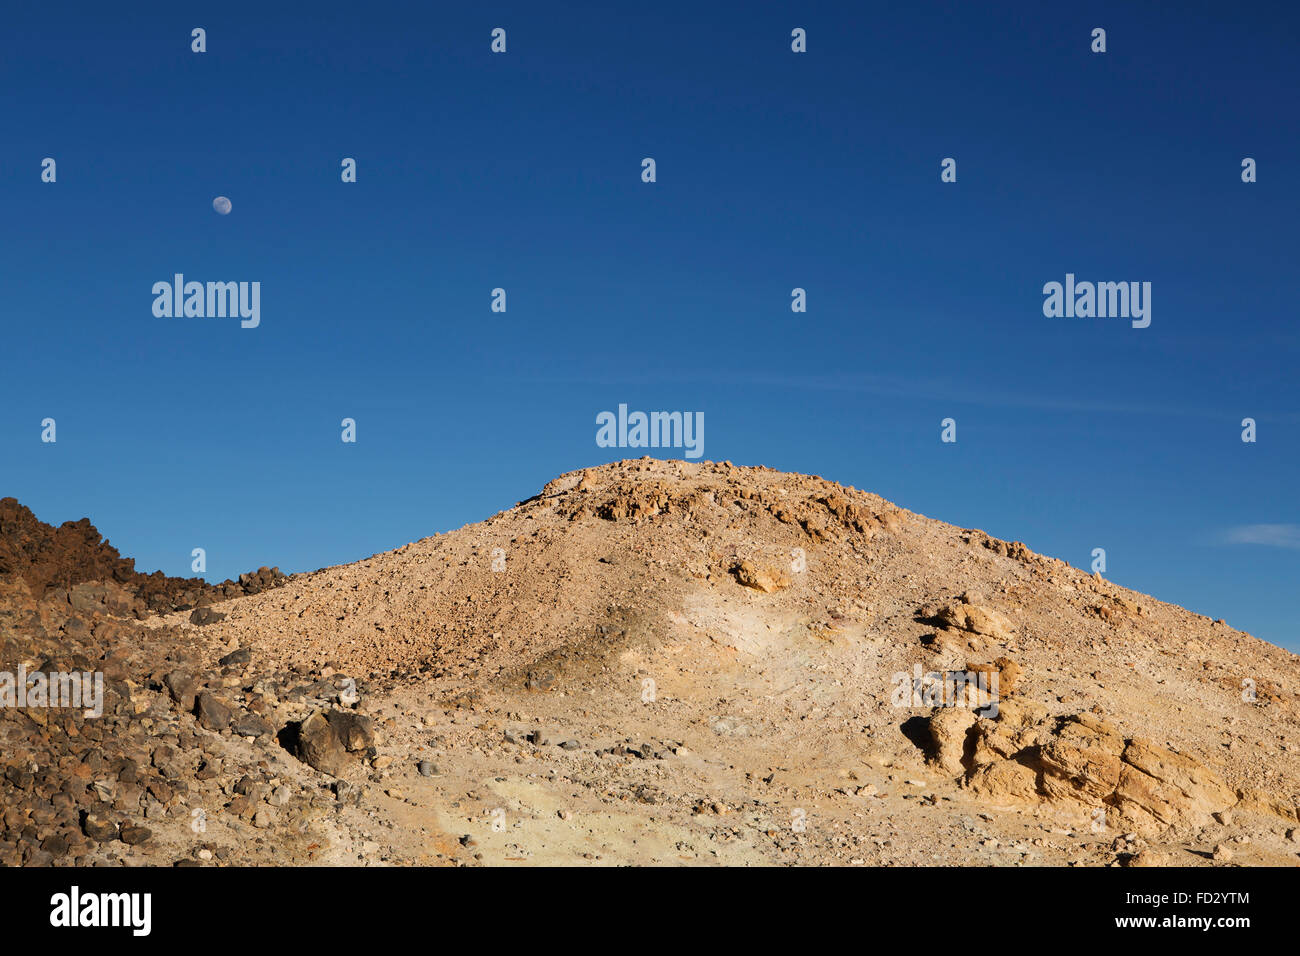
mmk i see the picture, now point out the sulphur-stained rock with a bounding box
[1234,789,1300,823]
[925,626,984,655]
[967,698,1050,768]
[730,560,790,594]
[1112,738,1236,832]
[1124,847,1181,867]
[1039,741,1125,805]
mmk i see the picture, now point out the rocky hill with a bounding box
[3,461,1298,866]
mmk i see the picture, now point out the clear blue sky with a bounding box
[2,2,1297,649]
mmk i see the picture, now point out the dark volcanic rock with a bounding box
[82,812,118,842]
[119,823,152,845]
[327,711,379,753]
[190,607,227,626]
[164,671,198,711]
[0,497,290,613]
[292,712,348,776]
[218,647,251,667]
[0,499,293,866]
[290,710,379,776]
[194,691,233,732]
[232,712,274,738]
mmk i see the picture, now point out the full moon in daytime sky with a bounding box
[212,196,232,215]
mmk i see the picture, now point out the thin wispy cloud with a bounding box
[1222,524,1300,549]
[520,367,1300,423]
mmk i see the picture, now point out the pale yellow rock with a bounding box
[730,560,790,594]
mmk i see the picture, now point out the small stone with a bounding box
[194,691,233,732]
[190,607,226,626]
[332,780,358,803]
[164,671,197,709]
[417,760,437,777]
[119,823,152,845]
[91,779,116,802]
[232,713,274,738]
[218,647,252,667]
[82,813,118,842]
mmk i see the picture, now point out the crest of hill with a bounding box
[185,458,1290,688]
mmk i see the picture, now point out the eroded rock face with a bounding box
[1111,737,1237,833]
[926,705,1236,836]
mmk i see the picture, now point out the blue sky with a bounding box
[2,2,1297,648]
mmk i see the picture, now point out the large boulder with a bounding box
[291,710,380,777]
[935,603,1013,641]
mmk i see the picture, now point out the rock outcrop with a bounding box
[927,703,1238,836]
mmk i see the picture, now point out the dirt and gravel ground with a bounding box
[3,459,1298,866]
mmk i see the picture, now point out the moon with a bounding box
[212,196,232,215]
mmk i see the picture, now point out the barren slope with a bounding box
[147,458,1299,866]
